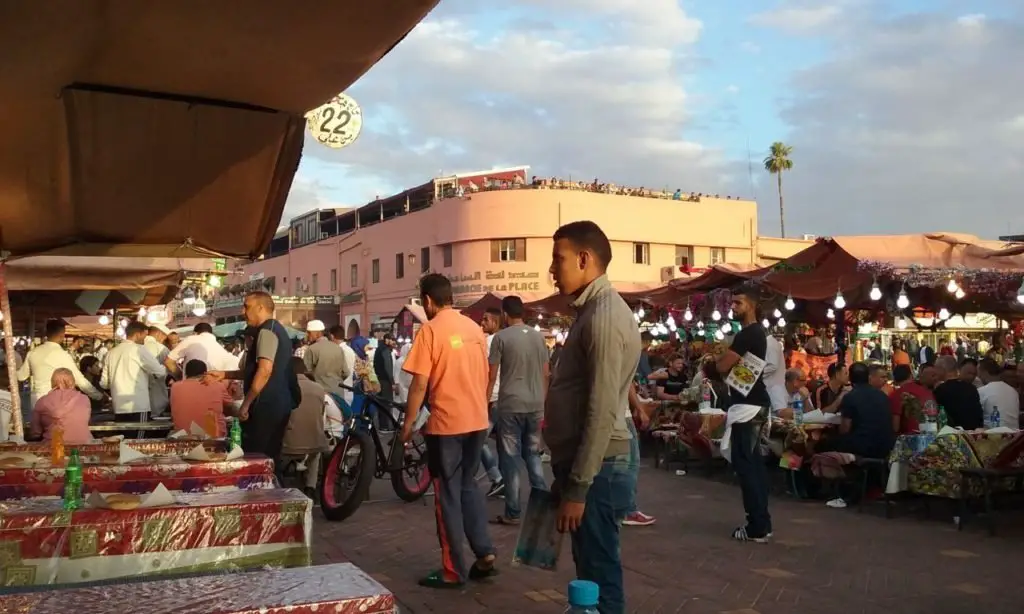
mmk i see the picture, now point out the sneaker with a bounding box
[731,526,771,543]
[825,497,848,509]
[487,481,506,498]
[622,511,657,526]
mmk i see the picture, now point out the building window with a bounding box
[421,247,430,273]
[295,277,302,295]
[491,238,526,262]
[372,259,380,283]
[311,273,319,295]
[395,253,405,279]
[329,269,337,292]
[633,243,650,265]
[350,264,358,288]
[710,247,726,264]
[442,244,453,268]
[675,245,693,268]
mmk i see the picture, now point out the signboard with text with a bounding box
[446,270,548,296]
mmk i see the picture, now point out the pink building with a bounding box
[219,168,791,335]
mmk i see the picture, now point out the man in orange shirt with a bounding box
[401,274,497,589]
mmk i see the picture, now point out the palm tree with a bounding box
[763,142,794,238]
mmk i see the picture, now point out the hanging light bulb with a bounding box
[1017,279,1024,305]
[896,288,910,309]
[721,321,732,334]
[683,307,693,322]
[946,278,959,294]
[667,321,678,332]
[665,314,676,328]
[207,274,222,288]
[784,295,795,311]
[869,282,882,301]
[537,314,544,321]
[761,318,770,328]
[777,317,787,327]
[637,307,645,319]
[772,308,782,318]
[833,291,846,309]
[98,314,110,326]
[727,309,734,320]
[714,329,725,341]
[138,306,147,318]
[696,320,704,329]
[897,316,908,330]
[938,308,950,320]
[955,288,966,300]
[181,287,197,306]
[116,326,126,338]
[191,298,208,318]
[826,308,835,320]
[711,309,722,321]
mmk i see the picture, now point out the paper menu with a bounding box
[511,487,565,571]
[190,421,211,438]
[183,443,244,462]
[725,352,766,396]
[118,442,150,464]
[167,429,188,439]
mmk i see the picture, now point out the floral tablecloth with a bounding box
[886,431,1021,498]
[0,562,393,613]
[0,487,311,586]
[0,454,275,501]
[0,438,228,457]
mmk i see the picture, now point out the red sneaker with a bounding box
[622,511,657,526]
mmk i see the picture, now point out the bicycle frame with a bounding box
[339,390,425,479]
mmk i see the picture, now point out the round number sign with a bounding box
[305,93,363,149]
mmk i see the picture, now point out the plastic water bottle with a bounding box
[990,406,1001,429]
[700,381,712,409]
[792,395,804,425]
[565,580,599,613]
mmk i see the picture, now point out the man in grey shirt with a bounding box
[487,295,550,525]
[303,319,350,395]
[543,221,639,614]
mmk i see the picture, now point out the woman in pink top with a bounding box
[30,368,93,444]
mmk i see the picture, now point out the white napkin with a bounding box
[118,442,150,464]
[0,452,42,466]
[183,443,244,462]
[86,483,176,509]
[189,422,211,439]
[698,407,726,415]
[720,403,763,463]
[985,426,1014,434]
[800,410,841,425]
[167,429,188,440]
[938,425,962,436]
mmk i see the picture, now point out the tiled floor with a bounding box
[311,461,1024,613]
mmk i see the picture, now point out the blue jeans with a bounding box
[479,403,502,483]
[561,454,633,614]
[625,418,641,516]
[496,412,547,519]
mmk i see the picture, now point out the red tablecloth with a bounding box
[0,454,275,500]
[0,438,228,457]
[0,488,311,586]
[0,562,394,613]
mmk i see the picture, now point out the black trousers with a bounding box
[242,410,292,480]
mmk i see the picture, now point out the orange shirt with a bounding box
[892,349,911,366]
[402,308,489,435]
[170,379,233,437]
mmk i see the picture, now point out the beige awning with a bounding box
[0,1,439,259]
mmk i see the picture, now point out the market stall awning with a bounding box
[0,1,439,259]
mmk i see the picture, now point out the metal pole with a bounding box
[0,264,23,440]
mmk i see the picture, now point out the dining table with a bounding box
[0,452,276,501]
[87,421,174,440]
[0,488,311,587]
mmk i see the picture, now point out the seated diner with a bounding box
[816,362,895,460]
[170,359,235,437]
[29,368,93,444]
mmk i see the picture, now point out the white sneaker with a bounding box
[826,498,847,509]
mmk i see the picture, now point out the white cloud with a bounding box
[292,1,747,212]
[771,10,1024,237]
[749,2,843,33]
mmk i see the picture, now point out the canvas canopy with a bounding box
[0,1,439,259]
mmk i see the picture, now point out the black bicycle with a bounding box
[319,385,431,521]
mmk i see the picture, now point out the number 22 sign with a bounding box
[305,93,363,149]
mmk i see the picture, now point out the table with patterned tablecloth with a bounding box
[0,487,311,586]
[0,454,276,500]
[0,438,228,458]
[887,431,1021,498]
[0,562,394,613]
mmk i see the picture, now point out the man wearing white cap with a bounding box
[145,324,173,417]
[303,320,350,394]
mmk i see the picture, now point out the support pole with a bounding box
[0,263,23,440]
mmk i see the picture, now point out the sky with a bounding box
[283,0,1024,239]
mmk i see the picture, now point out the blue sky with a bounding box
[285,0,1024,238]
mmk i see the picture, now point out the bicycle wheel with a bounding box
[320,429,375,521]
[390,430,432,502]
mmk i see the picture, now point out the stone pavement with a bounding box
[312,462,1024,614]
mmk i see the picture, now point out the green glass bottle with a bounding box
[229,418,243,451]
[937,405,948,430]
[63,449,83,511]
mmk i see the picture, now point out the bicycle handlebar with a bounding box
[337,383,408,413]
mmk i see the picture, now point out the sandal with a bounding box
[489,515,520,526]
[469,555,499,581]
[418,569,465,589]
